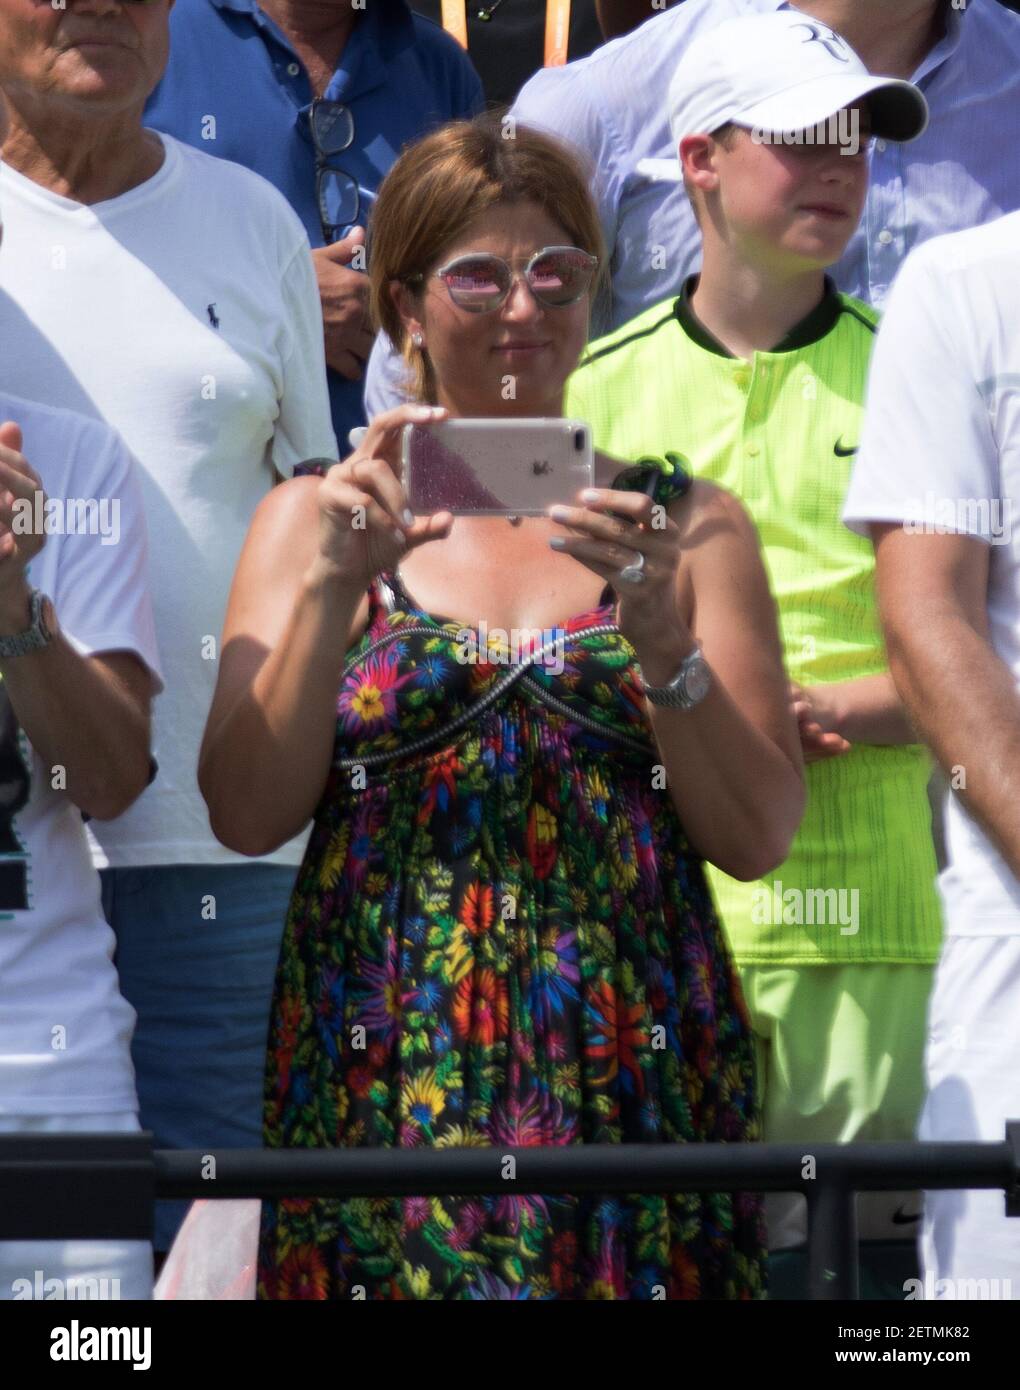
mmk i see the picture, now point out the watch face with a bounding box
[683,654,712,704]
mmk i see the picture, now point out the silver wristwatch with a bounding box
[0,589,58,658]
[642,643,712,709]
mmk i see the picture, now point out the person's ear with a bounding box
[390,279,425,350]
[679,134,721,197]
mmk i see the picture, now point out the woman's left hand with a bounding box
[547,486,691,651]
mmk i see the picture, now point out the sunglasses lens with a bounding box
[312,103,354,155]
[441,256,512,312]
[320,171,359,234]
[528,249,595,305]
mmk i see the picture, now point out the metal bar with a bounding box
[0,1133,153,1241]
[807,1182,859,1301]
[149,1140,1019,1200]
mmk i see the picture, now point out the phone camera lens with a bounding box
[574,429,585,451]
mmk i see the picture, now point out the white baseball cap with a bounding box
[667,11,928,150]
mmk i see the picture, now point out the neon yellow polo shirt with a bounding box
[565,278,942,965]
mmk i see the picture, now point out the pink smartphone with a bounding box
[401,418,594,516]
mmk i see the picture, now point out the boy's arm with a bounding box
[794,672,916,746]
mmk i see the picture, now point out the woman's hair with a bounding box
[368,113,607,402]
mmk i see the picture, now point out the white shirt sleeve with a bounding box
[843,244,998,541]
[270,239,340,477]
[363,330,415,423]
[49,418,164,695]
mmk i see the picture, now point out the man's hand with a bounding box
[312,226,374,380]
[0,421,46,629]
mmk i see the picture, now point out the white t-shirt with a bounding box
[0,133,338,868]
[0,391,162,1113]
[843,210,1020,934]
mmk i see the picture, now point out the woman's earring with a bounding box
[411,331,424,349]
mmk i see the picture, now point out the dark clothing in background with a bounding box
[413,0,604,107]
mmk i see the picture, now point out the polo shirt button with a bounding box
[747,445,760,457]
[733,371,750,389]
[878,228,893,245]
[287,61,300,76]
[748,406,763,422]
[875,139,887,153]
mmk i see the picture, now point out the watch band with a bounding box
[0,589,56,658]
[641,643,711,709]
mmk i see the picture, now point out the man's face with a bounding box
[0,0,173,118]
[708,108,871,273]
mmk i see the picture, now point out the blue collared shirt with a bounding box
[145,0,483,445]
[510,0,1020,331]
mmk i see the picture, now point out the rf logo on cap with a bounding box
[790,22,852,64]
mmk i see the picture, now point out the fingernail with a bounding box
[402,508,415,527]
[430,406,446,417]
[393,529,406,546]
[580,488,600,502]
[548,536,567,550]
[413,405,433,418]
[548,505,570,521]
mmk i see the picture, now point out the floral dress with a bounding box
[257,455,765,1300]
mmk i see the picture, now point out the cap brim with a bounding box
[736,73,929,143]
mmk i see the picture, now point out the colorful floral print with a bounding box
[258,458,765,1299]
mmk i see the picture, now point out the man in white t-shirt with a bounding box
[843,210,1020,1295]
[0,0,337,1257]
[0,391,162,1300]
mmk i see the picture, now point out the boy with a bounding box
[565,10,938,1296]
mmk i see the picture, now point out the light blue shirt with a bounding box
[364,0,1020,415]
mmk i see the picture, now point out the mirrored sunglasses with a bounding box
[421,247,599,312]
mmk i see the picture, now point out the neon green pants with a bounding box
[739,962,935,1249]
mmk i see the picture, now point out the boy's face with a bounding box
[692,104,871,273]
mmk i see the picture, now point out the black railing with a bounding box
[2,1127,1019,1300]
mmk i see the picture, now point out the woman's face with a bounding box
[399,199,593,417]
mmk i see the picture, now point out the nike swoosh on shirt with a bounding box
[834,438,859,456]
[891,1206,922,1225]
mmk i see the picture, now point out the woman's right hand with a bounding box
[311,403,454,590]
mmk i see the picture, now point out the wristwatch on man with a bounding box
[0,588,59,658]
[642,642,712,709]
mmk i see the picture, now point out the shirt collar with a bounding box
[673,274,842,357]
[208,0,416,74]
[769,0,967,84]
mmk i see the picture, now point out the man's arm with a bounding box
[0,422,155,820]
[0,591,152,822]
[871,524,1020,874]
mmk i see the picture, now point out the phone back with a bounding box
[403,418,593,515]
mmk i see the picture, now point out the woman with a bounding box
[199,117,805,1299]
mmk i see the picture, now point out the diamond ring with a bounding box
[618,549,647,585]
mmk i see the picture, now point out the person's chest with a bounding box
[0,186,286,490]
[412,0,603,107]
[394,516,614,634]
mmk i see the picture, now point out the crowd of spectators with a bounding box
[2,0,1020,1302]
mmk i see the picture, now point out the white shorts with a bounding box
[919,935,1020,1299]
[0,1111,153,1301]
